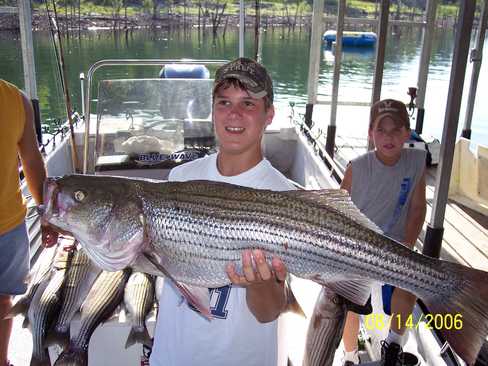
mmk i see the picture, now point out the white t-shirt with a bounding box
[150,153,295,366]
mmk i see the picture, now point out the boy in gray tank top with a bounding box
[340,99,426,365]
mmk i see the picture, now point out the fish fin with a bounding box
[44,327,70,349]
[285,283,306,317]
[22,315,30,328]
[422,263,488,365]
[174,283,212,320]
[125,326,153,349]
[4,298,29,319]
[142,252,212,319]
[322,279,372,307]
[284,189,383,234]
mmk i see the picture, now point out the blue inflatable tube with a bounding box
[323,30,377,47]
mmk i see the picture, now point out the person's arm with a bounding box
[17,92,46,205]
[226,249,287,323]
[340,163,352,194]
[404,171,426,248]
[17,92,59,247]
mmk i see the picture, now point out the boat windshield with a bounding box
[95,78,214,169]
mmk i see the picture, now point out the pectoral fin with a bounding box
[142,252,212,319]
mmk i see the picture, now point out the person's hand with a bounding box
[41,224,59,248]
[226,249,288,322]
[226,249,287,286]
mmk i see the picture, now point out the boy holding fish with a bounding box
[150,58,295,366]
[340,99,426,365]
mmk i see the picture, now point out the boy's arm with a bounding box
[404,171,427,248]
[340,163,352,194]
[226,249,287,323]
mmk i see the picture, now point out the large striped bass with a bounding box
[40,174,488,365]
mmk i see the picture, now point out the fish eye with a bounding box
[73,190,86,202]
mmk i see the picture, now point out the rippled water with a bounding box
[0,26,486,146]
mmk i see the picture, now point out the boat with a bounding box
[323,30,377,47]
[7,0,488,364]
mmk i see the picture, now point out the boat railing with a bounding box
[291,107,345,184]
[40,112,82,154]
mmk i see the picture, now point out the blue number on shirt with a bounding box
[188,284,231,319]
[210,285,231,319]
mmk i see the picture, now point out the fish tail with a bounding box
[44,327,70,349]
[423,263,488,365]
[53,346,88,366]
[125,325,153,349]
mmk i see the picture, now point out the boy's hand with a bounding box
[226,249,287,285]
[226,249,288,323]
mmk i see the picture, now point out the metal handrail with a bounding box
[82,58,228,174]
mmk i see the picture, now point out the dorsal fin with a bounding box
[284,189,383,235]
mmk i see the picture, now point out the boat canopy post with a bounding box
[415,0,438,135]
[326,0,346,158]
[305,0,324,128]
[18,0,42,144]
[423,0,476,259]
[239,0,245,57]
[368,0,389,149]
[462,0,488,140]
[371,0,389,105]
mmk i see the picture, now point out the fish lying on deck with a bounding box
[54,269,131,366]
[45,248,102,349]
[28,248,73,366]
[40,174,488,365]
[5,245,58,327]
[123,272,155,349]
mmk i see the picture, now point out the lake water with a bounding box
[0,25,487,147]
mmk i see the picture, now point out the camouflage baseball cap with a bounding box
[370,99,410,129]
[214,57,274,102]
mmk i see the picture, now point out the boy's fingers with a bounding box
[226,263,238,282]
[242,250,257,282]
[272,256,287,282]
[253,250,271,281]
[226,263,245,285]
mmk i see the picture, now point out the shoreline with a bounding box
[0,9,459,33]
